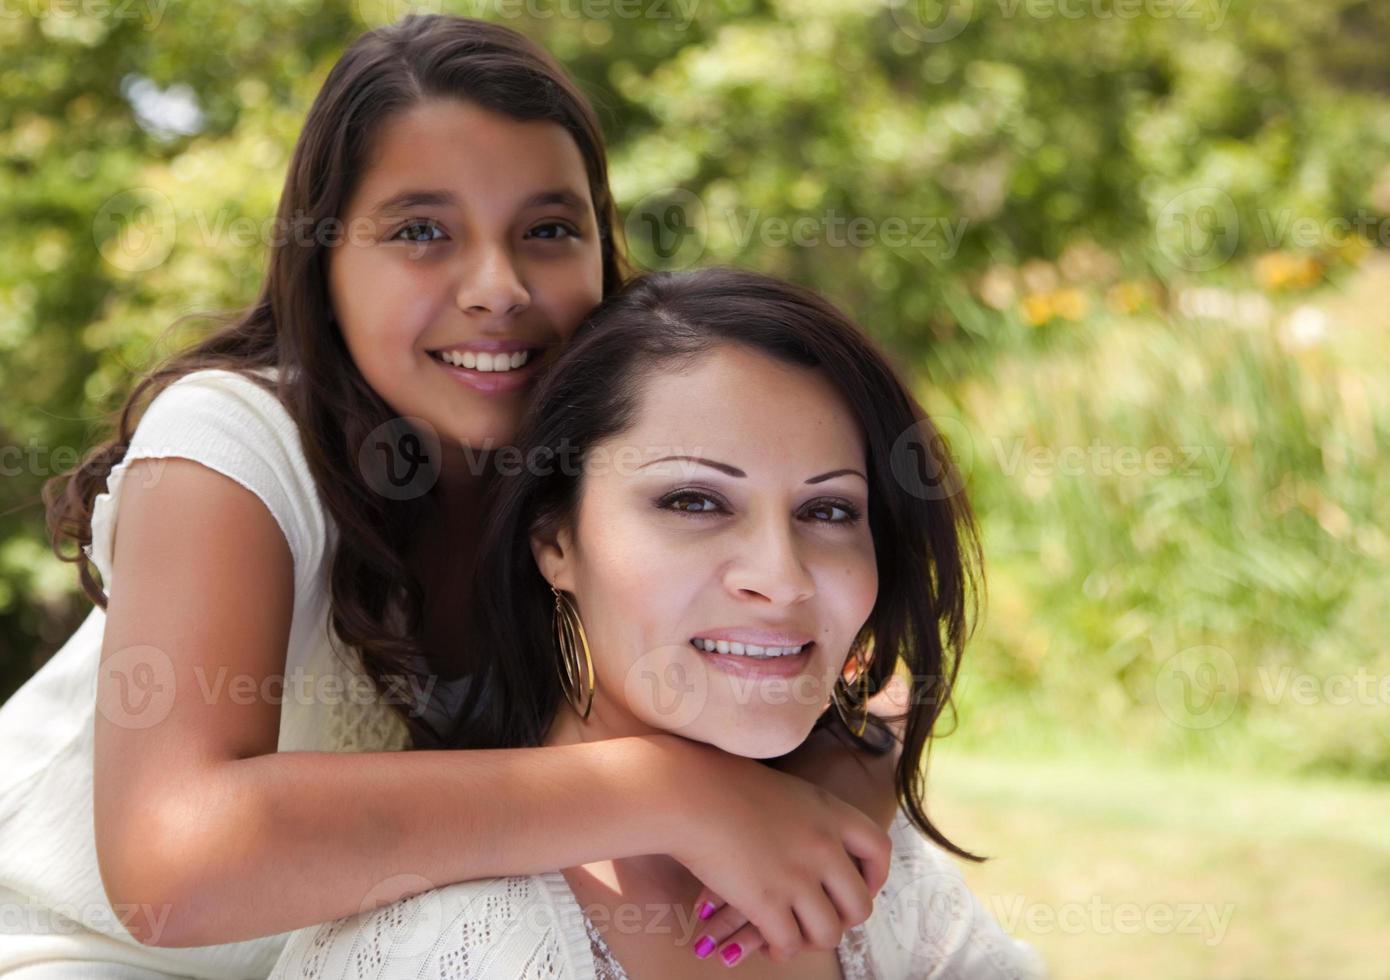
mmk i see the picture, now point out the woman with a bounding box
[268,267,1048,979]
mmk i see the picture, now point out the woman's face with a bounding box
[534,343,878,758]
[328,97,604,463]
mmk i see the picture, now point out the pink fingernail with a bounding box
[721,943,743,966]
[694,936,715,958]
[698,902,716,921]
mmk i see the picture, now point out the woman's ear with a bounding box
[530,521,577,593]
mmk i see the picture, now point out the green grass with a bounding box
[921,256,1390,780]
[927,746,1390,980]
[910,264,1390,976]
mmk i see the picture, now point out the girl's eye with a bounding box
[393,220,445,244]
[526,221,579,241]
[656,490,863,525]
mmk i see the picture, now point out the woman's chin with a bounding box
[703,718,819,760]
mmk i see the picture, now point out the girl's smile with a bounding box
[328,97,604,459]
[427,339,554,393]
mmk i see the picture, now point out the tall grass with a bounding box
[923,258,1390,780]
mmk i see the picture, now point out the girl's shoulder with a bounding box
[156,364,289,420]
[89,364,328,597]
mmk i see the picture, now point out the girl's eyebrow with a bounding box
[371,189,455,217]
[369,187,589,217]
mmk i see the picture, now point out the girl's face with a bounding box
[329,98,604,463]
[534,344,879,759]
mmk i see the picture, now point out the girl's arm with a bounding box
[683,674,909,964]
[95,460,890,957]
[774,672,910,829]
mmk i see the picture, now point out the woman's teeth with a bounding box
[434,349,532,372]
[690,638,808,658]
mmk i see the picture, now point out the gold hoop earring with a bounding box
[551,585,595,721]
[832,635,872,737]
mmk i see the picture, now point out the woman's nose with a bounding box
[723,519,815,606]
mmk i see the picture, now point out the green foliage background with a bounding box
[2,0,1388,784]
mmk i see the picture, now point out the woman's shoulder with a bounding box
[268,872,596,980]
[865,809,1049,978]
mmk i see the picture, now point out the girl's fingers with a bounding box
[841,822,893,897]
[788,885,847,953]
[821,861,875,930]
[742,905,803,965]
[718,887,842,968]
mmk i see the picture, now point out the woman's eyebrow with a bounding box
[639,455,867,484]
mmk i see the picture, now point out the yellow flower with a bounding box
[1051,288,1090,321]
[1021,293,1054,327]
[1255,251,1323,291]
[1105,280,1150,315]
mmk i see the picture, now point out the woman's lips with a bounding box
[691,641,815,679]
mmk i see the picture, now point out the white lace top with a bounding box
[0,369,411,978]
[268,809,1048,980]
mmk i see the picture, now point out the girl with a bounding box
[267,267,1045,979]
[0,15,901,980]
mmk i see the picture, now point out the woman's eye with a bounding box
[805,501,862,525]
[657,492,861,525]
[526,221,578,241]
[660,491,723,515]
[393,221,445,244]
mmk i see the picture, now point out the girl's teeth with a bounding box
[440,349,531,372]
[691,638,806,658]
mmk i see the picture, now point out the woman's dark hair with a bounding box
[43,14,628,747]
[440,266,987,862]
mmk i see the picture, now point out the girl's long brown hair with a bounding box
[43,15,627,748]
[442,267,988,862]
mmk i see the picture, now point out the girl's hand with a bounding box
[661,736,892,966]
[683,673,911,965]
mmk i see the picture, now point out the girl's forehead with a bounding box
[352,99,592,213]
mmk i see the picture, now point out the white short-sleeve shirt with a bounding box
[0,369,411,979]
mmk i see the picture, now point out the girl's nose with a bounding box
[456,245,530,317]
